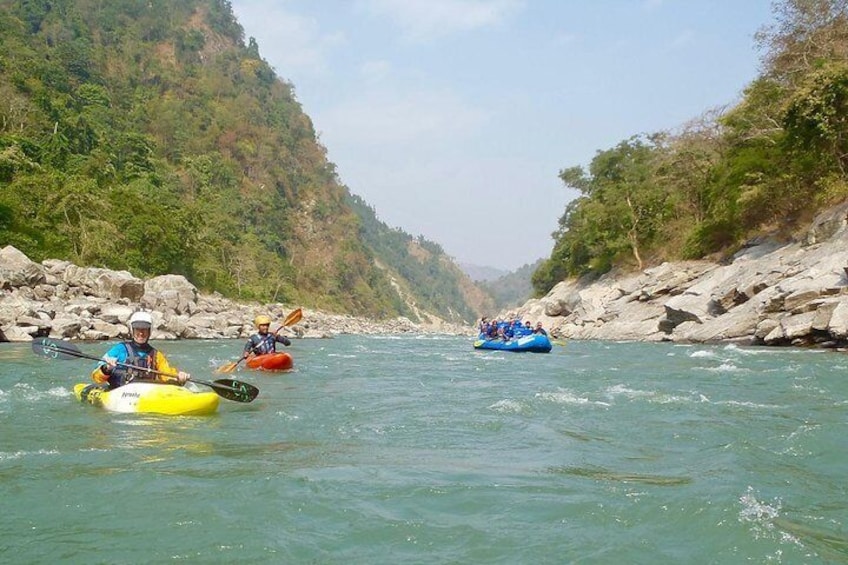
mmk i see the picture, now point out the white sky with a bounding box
[229,0,774,271]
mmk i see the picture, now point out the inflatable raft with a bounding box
[473,333,552,353]
[74,382,220,415]
[246,352,294,371]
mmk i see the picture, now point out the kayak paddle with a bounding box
[216,307,303,373]
[31,337,259,403]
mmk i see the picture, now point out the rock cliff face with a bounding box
[0,246,468,342]
[515,203,848,348]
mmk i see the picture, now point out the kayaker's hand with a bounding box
[101,356,117,375]
[176,371,190,385]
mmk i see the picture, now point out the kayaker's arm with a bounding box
[92,359,119,384]
[91,344,126,384]
[243,335,259,357]
[154,351,189,385]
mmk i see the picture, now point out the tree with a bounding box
[757,0,848,86]
[783,61,848,174]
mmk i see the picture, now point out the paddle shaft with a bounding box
[40,340,244,394]
[69,348,176,378]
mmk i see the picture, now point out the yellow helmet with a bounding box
[254,315,272,327]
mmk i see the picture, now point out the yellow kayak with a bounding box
[74,382,219,416]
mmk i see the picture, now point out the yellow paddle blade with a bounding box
[216,360,239,374]
[283,307,303,327]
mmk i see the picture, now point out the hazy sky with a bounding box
[229,0,774,271]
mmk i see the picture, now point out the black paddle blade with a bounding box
[211,378,259,403]
[30,337,83,360]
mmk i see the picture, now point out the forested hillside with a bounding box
[346,194,492,323]
[0,0,485,322]
[534,0,848,296]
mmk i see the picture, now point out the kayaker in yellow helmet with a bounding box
[91,311,190,389]
[242,314,292,359]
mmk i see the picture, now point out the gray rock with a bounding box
[506,202,848,348]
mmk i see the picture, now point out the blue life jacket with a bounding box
[108,342,158,388]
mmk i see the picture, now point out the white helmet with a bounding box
[128,311,153,331]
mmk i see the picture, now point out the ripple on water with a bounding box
[487,399,524,414]
[547,465,693,486]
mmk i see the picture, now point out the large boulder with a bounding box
[804,200,848,245]
[48,315,85,339]
[99,304,135,325]
[61,264,144,301]
[0,246,46,288]
[142,275,198,315]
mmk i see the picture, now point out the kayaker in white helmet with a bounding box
[91,311,190,389]
[242,314,292,359]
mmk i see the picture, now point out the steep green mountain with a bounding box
[0,0,487,322]
[534,0,848,296]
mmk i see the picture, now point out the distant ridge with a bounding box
[459,263,508,283]
[479,260,543,311]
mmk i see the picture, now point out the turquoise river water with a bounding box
[0,335,846,564]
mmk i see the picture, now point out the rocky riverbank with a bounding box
[9,200,848,348]
[0,246,471,342]
[515,202,848,348]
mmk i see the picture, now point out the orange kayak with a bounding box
[246,352,293,371]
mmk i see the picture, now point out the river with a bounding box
[1,335,846,563]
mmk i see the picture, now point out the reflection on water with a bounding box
[773,517,848,561]
[549,465,693,486]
